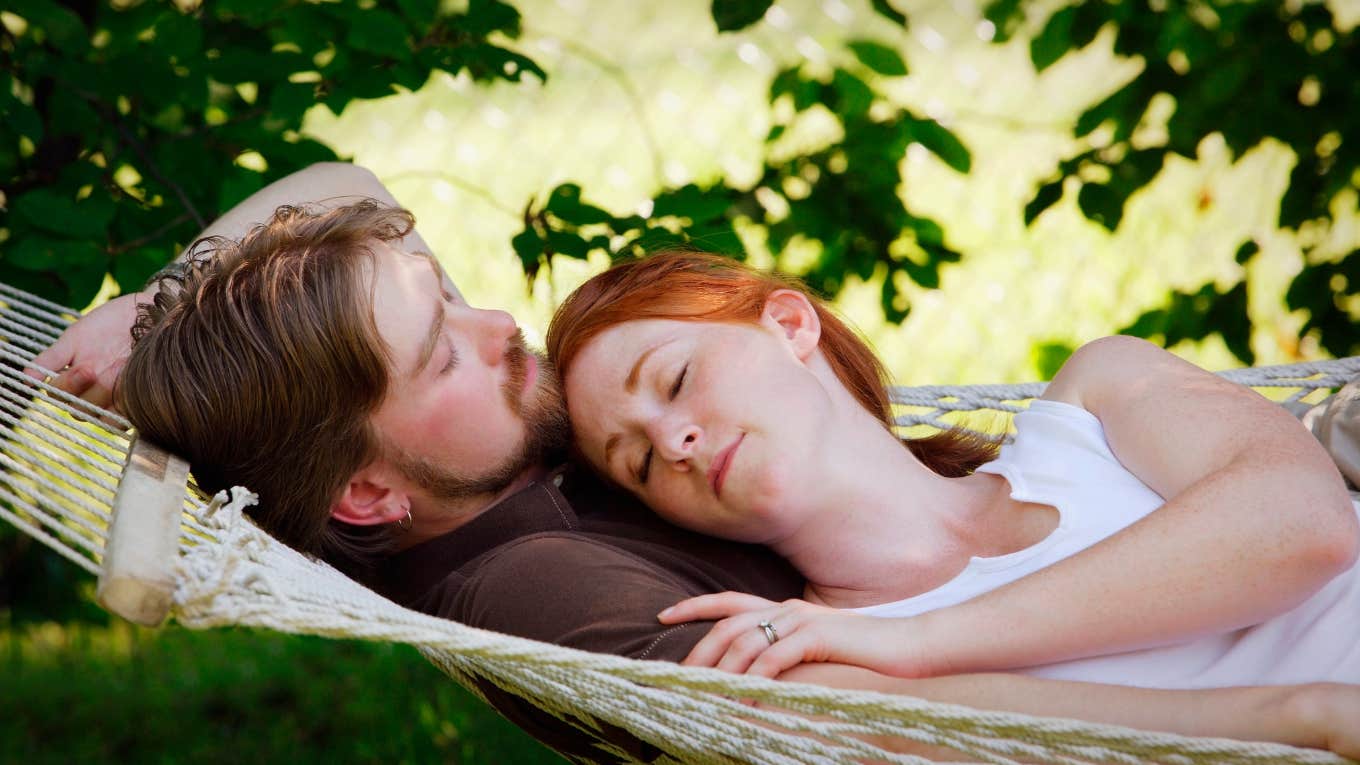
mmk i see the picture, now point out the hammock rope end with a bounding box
[96,435,191,627]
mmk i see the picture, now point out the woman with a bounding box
[547,251,1360,700]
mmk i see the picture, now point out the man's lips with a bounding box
[708,433,745,498]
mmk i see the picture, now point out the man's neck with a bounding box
[398,463,552,549]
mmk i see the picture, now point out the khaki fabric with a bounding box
[1301,377,1360,490]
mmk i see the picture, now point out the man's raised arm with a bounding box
[28,163,429,409]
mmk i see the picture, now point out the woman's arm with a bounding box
[27,162,434,409]
[911,335,1358,673]
[779,663,1360,759]
[663,336,1358,678]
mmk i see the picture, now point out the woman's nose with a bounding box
[650,419,701,465]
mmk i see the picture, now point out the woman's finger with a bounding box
[746,632,818,679]
[659,592,776,624]
[681,612,770,667]
[714,627,781,675]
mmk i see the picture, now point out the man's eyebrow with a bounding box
[413,299,444,377]
[410,253,449,377]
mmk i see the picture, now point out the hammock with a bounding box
[2,279,1356,765]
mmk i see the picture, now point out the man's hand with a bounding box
[26,291,147,412]
[660,592,941,678]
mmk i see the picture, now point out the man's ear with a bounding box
[760,289,822,360]
[330,460,411,526]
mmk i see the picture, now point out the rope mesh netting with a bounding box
[3,282,1357,764]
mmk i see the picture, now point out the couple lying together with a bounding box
[37,163,1360,759]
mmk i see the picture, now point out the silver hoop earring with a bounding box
[397,509,413,532]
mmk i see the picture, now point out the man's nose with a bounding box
[470,308,518,365]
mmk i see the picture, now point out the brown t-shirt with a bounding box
[360,465,804,761]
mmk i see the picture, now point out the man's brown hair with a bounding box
[118,200,414,564]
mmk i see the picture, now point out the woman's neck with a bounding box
[765,403,1050,609]
[763,350,1058,610]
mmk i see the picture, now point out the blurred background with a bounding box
[2,0,1358,761]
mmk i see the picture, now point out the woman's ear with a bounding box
[761,289,822,360]
[331,460,411,527]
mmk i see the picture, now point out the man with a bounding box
[34,163,1357,759]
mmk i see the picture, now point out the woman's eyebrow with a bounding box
[624,340,673,393]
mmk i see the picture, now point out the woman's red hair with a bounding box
[547,250,995,477]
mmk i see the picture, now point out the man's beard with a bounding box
[386,334,570,503]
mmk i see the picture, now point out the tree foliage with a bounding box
[985,0,1359,361]
[516,1,1358,360]
[3,0,1355,361]
[517,2,963,322]
[1,0,542,308]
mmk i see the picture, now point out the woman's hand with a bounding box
[26,291,147,412]
[660,592,940,678]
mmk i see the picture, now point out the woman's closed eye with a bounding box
[636,363,688,484]
[669,363,688,400]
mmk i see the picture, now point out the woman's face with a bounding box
[565,311,833,543]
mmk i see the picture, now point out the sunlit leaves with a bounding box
[3,0,544,307]
[987,0,1360,355]
[1120,281,1254,364]
[1286,249,1360,357]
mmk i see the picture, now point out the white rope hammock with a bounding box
[3,280,1357,765]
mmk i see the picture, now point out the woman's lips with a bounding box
[708,433,745,498]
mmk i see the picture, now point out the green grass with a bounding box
[1,617,562,764]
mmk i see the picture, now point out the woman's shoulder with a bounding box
[1039,335,1177,411]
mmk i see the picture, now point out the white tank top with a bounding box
[851,399,1360,689]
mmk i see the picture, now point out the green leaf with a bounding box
[869,0,908,27]
[113,247,171,295]
[544,184,614,226]
[0,76,44,143]
[155,9,204,64]
[1234,240,1259,265]
[345,9,410,58]
[830,69,874,118]
[396,0,439,26]
[907,117,971,173]
[12,189,114,239]
[1030,342,1075,379]
[545,229,591,259]
[218,167,266,213]
[10,0,89,52]
[711,0,773,32]
[6,234,104,273]
[651,184,733,222]
[769,67,821,111]
[215,0,282,18]
[880,275,909,323]
[1023,178,1065,225]
[982,0,1022,43]
[1030,5,1076,71]
[847,41,908,76]
[685,219,743,255]
[1076,182,1125,230]
[511,227,547,271]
